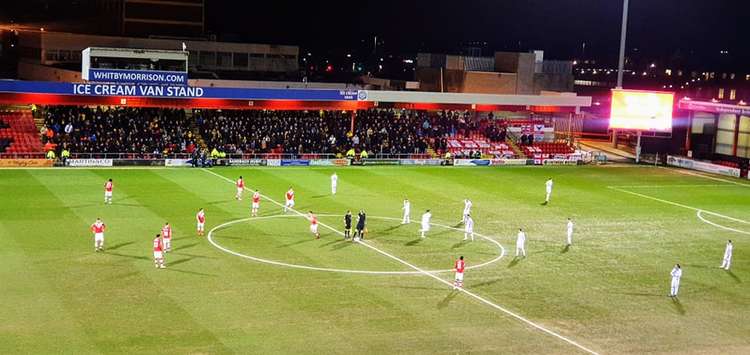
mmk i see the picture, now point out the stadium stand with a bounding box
[0,111,44,154]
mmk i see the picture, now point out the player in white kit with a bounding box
[331,172,338,195]
[90,218,106,252]
[463,214,474,241]
[461,199,472,223]
[161,222,172,252]
[669,264,682,297]
[516,228,526,257]
[720,240,733,270]
[402,198,411,224]
[196,208,205,236]
[251,190,261,217]
[566,218,574,246]
[420,210,432,238]
[284,187,295,213]
[153,234,165,269]
[544,178,553,205]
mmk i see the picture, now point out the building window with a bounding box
[45,50,58,61]
[233,53,248,68]
[249,53,265,58]
[730,89,736,100]
[216,52,232,67]
[199,51,216,66]
[718,88,725,99]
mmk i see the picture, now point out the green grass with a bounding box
[1,165,749,354]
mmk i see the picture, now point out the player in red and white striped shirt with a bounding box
[153,234,165,269]
[161,222,172,252]
[235,176,245,200]
[308,211,320,239]
[90,218,106,252]
[251,190,261,217]
[454,256,465,289]
[284,187,295,213]
[104,179,113,204]
[196,208,205,236]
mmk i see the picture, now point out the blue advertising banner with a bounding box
[0,80,360,101]
[88,69,188,85]
[280,159,311,166]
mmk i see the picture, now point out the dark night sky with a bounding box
[205,0,746,61]
[1,0,747,65]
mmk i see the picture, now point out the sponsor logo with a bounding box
[362,159,400,166]
[399,159,443,166]
[542,159,580,166]
[357,90,368,101]
[309,159,351,166]
[165,159,191,167]
[490,159,529,166]
[454,159,491,166]
[229,159,264,166]
[280,159,310,166]
[68,159,113,167]
[0,159,54,167]
[266,159,281,167]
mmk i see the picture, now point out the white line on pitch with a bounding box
[696,211,750,235]
[206,214,505,275]
[202,168,600,355]
[608,186,750,225]
[606,184,733,189]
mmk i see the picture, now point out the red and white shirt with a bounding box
[153,237,163,252]
[455,259,465,273]
[196,211,205,223]
[286,190,294,201]
[161,225,172,239]
[252,192,260,204]
[91,222,106,234]
[104,181,113,192]
[236,178,244,189]
[310,215,318,225]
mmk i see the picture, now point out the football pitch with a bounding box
[1,165,748,354]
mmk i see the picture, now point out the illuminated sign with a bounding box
[610,89,674,132]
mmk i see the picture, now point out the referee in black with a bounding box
[344,210,352,239]
[355,209,367,240]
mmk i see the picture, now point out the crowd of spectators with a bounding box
[196,109,349,155]
[43,106,197,156]
[39,106,510,157]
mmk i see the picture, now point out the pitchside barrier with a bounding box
[666,155,741,178]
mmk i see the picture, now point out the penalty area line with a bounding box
[201,168,600,355]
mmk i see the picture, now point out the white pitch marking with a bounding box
[606,184,732,189]
[608,186,750,225]
[202,168,600,355]
[207,214,505,275]
[696,211,750,236]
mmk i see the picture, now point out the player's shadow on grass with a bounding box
[561,245,571,254]
[471,278,502,288]
[507,257,521,268]
[311,195,328,199]
[381,224,405,233]
[437,290,460,309]
[165,268,214,277]
[451,240,467,249]
[331,240,354,251]
[106,251,150,261]
[278,239,313,248]
[175,243,199,251]
[170,256,198,267]
[670,298,686,315]
[724,270,741,283]
[107,241,134,251]
[405,238,423,246]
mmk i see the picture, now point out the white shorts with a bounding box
[310,224,318,234]
[455,272,464,281]
[252,202,260,209]
[286,200,295,207]
[237,188,243,194]
[154,251,163,259]
[94,233,104,242]
[197,222,205,230]
[421,223,430,232]
[163,237,171,243]
[104,191,112,198]
[465,228,473,234]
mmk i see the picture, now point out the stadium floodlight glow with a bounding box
[609,89,674,133]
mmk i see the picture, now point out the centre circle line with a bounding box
[207,213,505,275]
